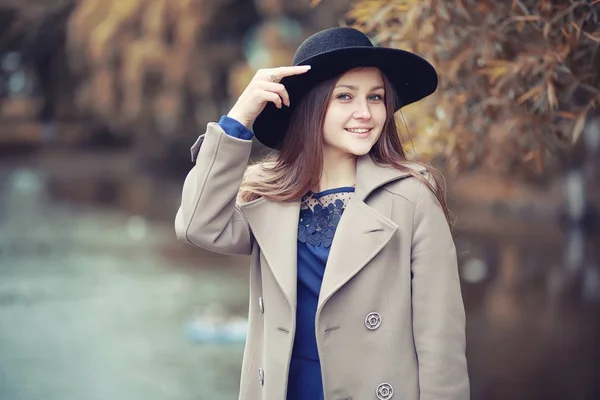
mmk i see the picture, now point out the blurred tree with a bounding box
[65,0,259,140]
[322,0,600,179]
[0,0,75,122]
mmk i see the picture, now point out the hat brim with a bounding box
[253,46,438,149]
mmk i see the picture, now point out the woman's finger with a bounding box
[262,91,283,109]
[266,65,311,81]
[257,81,290,107]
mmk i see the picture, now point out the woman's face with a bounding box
[322,67,387,158]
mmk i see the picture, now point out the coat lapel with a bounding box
[317,156,426,310]
[239,198,300,311]
[317,197,398,310]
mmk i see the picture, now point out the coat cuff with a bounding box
[218,115,254,140]
[190,116,254,162]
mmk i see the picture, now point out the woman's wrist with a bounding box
[226,111,252,129]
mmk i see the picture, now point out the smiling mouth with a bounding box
[345,128,373,136]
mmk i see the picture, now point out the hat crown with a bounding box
[293,27,374,65]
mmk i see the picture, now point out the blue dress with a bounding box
[217,116,354,400]
[287,187,354,400]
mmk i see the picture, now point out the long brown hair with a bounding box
[239,70,451,224]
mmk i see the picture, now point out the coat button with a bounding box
[258,297,264,314]
[365,312,382,330]
[258,368,264,386]
[376,383,393,400]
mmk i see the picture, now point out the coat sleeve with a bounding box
[174,122,253,255]
[410,178,470,399]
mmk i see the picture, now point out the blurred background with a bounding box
[0,0,599,399]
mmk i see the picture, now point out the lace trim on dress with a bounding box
[298,187,354,248]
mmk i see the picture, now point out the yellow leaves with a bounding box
[478,62,511,85]
[522,150,544,174]
[142,0,168,40]
[511,15,542,22]
[546,80,557,109]
[571,112,587,144]
[583,31,600,44]
[516,80,559,110]
[543,22,551,40]
[557,111,576,120]
[436,1,451,20]
[331,0,600,176]
[66,0,222,131]
[554,45,570,63]
[346,0,422,28]
[346,0,401,19]
[454,0,471,21]
[362,3,398,32]
[571,22,583,41]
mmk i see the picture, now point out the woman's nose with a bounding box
[353,100,372,120]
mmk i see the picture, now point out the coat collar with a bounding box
[354,154,424,200]
[238,155,425,312]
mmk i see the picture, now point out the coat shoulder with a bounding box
[381,163,433,205]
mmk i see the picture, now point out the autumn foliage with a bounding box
[65,0,260,139]
[333,0,600,178]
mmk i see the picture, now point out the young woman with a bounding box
[175,27,469,400]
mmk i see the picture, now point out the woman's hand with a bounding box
[227,65,311,129]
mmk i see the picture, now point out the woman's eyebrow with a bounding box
[334,84,385,91]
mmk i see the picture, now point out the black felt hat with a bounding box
[252,26,438,150]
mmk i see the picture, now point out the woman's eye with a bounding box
[336,93,383,101]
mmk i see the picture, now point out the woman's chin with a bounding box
[324,140,376,158]
[346,143,375,157]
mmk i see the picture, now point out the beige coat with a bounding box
[175,123,469,400]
